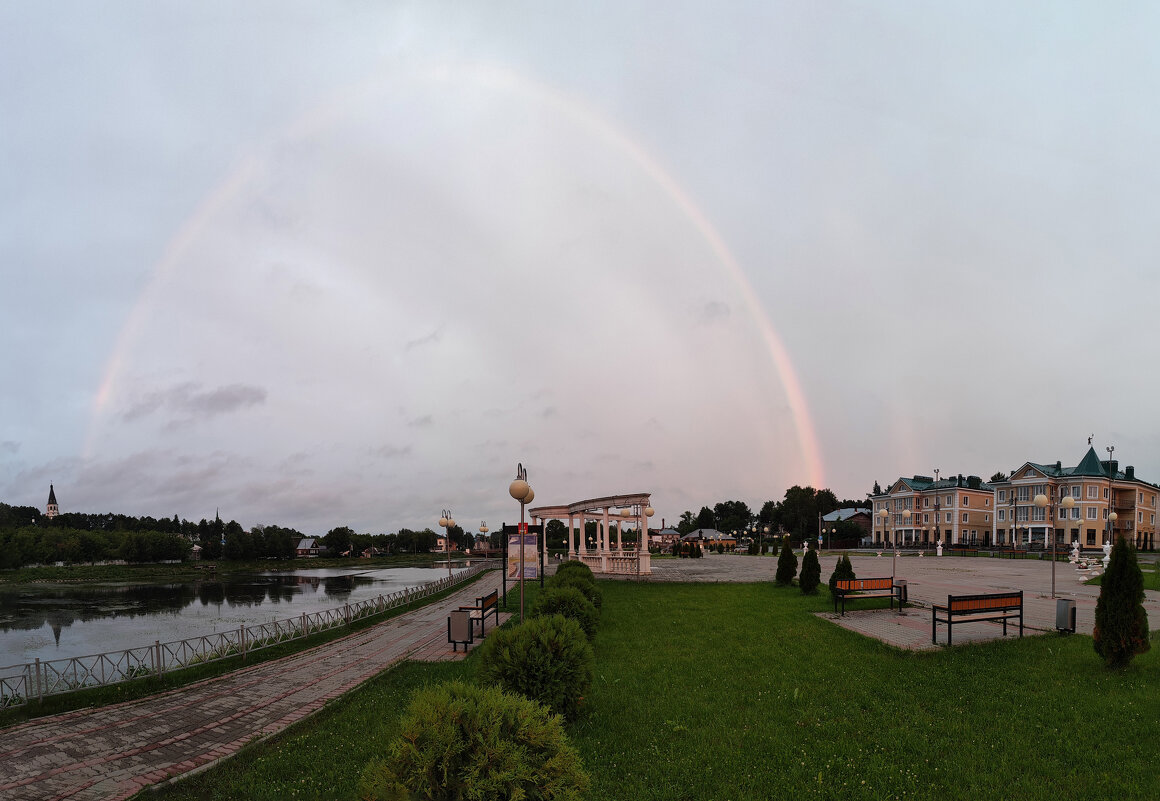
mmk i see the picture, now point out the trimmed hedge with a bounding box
[548,572,603,610]
[533,585,599,640]
[477,614,594,720]
[554,560,595,583]
[358,680,588,801]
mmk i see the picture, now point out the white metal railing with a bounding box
[0,563,491,709]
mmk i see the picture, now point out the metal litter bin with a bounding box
[894,579,908,603]
[1056,598,1076,634]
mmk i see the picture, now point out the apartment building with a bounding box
[870,474,996,547]
[990,446,1157,551]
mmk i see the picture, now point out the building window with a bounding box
[1139,511,1143,523]
[962,513,968,523]
[1104,488,1109,499]
[1087,529,1096,545]
[963,496,970,507]
[924,497,930,508]
[999,510,1006,522]
[946,494,953,505]
[985,497,990,507]
[945,512,952,523]
[1088,485,1097,499]
[923,513,929,524]
[1016,507,1029,522]
[1087,507,1097,520]
[1017,487,1030,502]
[1070,486,1079,498]
[999,490,1007,502]
[1032,507,1046,522]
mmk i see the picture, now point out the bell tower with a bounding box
[46,484,59,519]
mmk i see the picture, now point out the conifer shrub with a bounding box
[554,560,594,583]
[1093,536,1150,668]
[775,537,798,586]
[357,680,589,801]
[477,614,594,720]
[548,571,602,610]
[828,554,856,595]
[799,548,821,594]
[533,585,599,640]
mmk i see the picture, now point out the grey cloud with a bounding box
[541,406,557,418]
[405,328,442,351]
[371,444,413,458]
[698,301,731,324]
[1,441,20,454]
[122,382,267,426]
[408,415,434,428]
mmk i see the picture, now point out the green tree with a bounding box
[990,471,1008,483]
[546,519,569,553]
[799,548,821,594]
[828,554,856,594]
[677,511,696,535]
[713,500,752,537]
[1093,536,1150,668]
[694,506,715,530]
[324,526,355,556]
[775,537,798,586]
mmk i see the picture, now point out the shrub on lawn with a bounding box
[549,572,602,610]
[828,554,856,595]
[1093,535,1150,669]
[477,614,594,720]
[775,537,798,586]
[799,548,821,594]
[533,585,599,640]
[357,680,588,801]
[554,560,595,583]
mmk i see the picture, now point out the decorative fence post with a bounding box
[34,658,42,702]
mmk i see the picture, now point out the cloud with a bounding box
[371,444,413,459]
[122,382,267,426]
[405,328,443,351]
[408,415,434,428]
[1,441,19,455]
[698,301,731,324]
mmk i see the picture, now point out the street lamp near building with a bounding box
[437,509,455,581]
[509,464,535,621]
[1035,492,1074,598]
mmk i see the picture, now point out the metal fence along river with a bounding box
[0,563,489,708]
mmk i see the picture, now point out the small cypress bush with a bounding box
[1093,536,1150,668]
[549,571,602,610]
[477,614,594,720]
[775,537,798,586]
[357,680,589,801]
[533,585,599,640]
[555,560,595,583]
[828,554,856,595]
[799,548,821,594]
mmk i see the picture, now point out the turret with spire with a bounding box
[46,484,59,519]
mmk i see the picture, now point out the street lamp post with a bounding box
[1036,492,1074,598]
[479,521,489,557]
[877,507,889,555]
[438,509,455,582]
[509,464,535,621]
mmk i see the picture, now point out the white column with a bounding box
[603,507,610,552]
[569,514,576,557]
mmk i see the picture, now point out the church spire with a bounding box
[46,484,59,519]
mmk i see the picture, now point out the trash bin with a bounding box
[894,579,908,603]
[1056,598,1076,634]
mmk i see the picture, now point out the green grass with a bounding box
[138,580,1157,801]
[1084,559,1160,591]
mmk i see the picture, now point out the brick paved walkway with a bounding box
[0,569,506,801]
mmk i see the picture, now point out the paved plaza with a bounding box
[1,553,1156,799]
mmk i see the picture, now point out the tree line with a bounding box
[675,486,871,543]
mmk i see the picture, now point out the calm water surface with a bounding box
[0,565,470,667]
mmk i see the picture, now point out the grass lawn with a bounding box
[139,580,1158,801]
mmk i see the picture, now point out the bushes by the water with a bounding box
[357,680,588,801]
[477,614,594,720]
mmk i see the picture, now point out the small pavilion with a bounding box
[528,493,654,575]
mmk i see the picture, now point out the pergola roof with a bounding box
[528,492,651,518]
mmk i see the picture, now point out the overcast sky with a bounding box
[4,2,1160,535]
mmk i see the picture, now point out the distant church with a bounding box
[46,484,59,519]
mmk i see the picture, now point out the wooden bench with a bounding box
[1004,549,1028,559]
[459,589,499,635]
[932,591,1023,645]
[832,577,900,616]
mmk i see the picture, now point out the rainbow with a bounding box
[86,60,826,488]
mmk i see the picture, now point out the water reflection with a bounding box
[0,565,467,665]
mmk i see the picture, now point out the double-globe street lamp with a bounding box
[1034,492,1075,598]
[437,509,455,581]
[509,463,535,621]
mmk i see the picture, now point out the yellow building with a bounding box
[990,447,1157,551]
[871,474,996,547]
